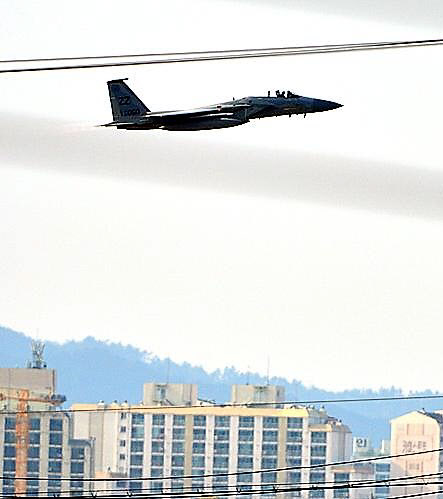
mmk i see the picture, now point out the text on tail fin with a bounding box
[107,79,150,121]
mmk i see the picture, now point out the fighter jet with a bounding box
[102,79,342,131]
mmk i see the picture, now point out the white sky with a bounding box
[1,1,443,392]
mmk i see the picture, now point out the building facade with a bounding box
[390,410,443,499]
[0,348,94,497]
[73,383,353,499]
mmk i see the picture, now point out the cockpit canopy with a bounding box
[274,90,301,98]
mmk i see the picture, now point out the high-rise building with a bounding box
[73,382,353,499]
[390,410,443,498]
[0,342,94,496]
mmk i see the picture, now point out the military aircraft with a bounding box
[102,79,342,131]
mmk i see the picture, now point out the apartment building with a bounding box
[73,382,353,499]
[390,410,443,499]
[0,342,94,496]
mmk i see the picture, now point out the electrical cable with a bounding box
[5,470,442,498]
[0,481,440,499]
[0,38,441,74]
[0,38,437,64]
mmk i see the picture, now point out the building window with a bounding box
[287,431,302,442]
[49,419,63,432]
[131,454,143,466]
[193,428,206,441]
[214,443,229,455]
[215,416,230,427]
[172,455,184,467]
[151,455,164,467]
[4,447,15,458]
[131,426,144,438]
[30,432,41,445]
[263,430,278,442]
[173,428,185,440]
[238,430,254,441]
[310,472,325,483]
[311,458,326,466]
[151,441,163,453]
[311,446,326,457]
[238,443,253,455]
[287,457,302,467]
[193,415,206,427]
[239,416,254,428]
[48,461,62,473]
[172,441,184,453]
[213,456,229,468]
[152,426,164,440]
[262,444,278,456]
[261,471,277,483]
[173,415,185,426]
[120,412,127,420]
[5,418,16,430]
[263,417,279,429]
[287,417,303,429]
[27,447,39,459]
[71,448,85,460]
[262,457,277,469]
[3,460,15,472]
[120,426,127,433]
[151,467,163,477]
[289,471,301,483]
[49,447,62,459]
[30,419,40,431]
[237,473,253,483]
[27,461,39,473]
[192,455,205,467]
[311,432,327,444]
[237,456,253,469]
[71,462,84,474]
[4,432,15,444]
[130,467,142,478]
[152,414,165,426]
[49,433,61,446]
[192,442,205,454]
[214,429,230,441]
[131,440,144,453]
[132,413,144,425]
[119,453,126,460]
[286,444,302,456]
[130,481,142,491]
[119,440,126,447]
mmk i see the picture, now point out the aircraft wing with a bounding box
[147,103,250,119]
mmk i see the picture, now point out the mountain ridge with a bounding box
[1,324,441,444]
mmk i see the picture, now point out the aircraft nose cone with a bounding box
[313,99,343,112]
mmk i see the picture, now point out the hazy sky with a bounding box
[1,1,443,392]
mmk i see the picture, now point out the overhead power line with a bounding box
[7,470,443,498]
[0,38,441,74]
[0,483,440,499]
[3,392,443,416]
[6,447,441,483]
[0,38,437,64]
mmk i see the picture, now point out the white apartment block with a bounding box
[73,383,353,499]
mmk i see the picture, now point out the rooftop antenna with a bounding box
[266,356,270,386]
[166,358,170,384]
[29,340,47,369]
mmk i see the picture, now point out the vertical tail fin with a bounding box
[107,79,150,121]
